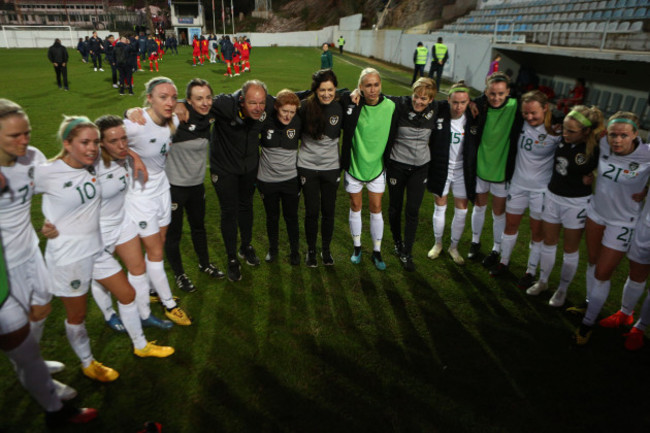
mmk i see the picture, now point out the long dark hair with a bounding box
[304,69,338,140]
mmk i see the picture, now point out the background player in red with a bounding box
[241,37,251,72]
[192,35,201,67]
[155,36,164,63]
[232,37,242,76]
[200,36,209,65]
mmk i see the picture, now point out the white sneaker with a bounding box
[427,243,443,259]
[448,246,465,265]
[53,379,77,401]
[526,281,548,296]
[549,289,567,307]
[45,360,65,374]
[112,84,118,88]
[99,68,104,71]
[94,67,97,71]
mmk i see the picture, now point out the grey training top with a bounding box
[390,126,432,166]
[165,138,208,186]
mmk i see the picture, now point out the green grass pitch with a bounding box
[0,46,648,432]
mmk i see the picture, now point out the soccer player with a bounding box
[340,68,397,270]
[526,106,602,307]
[241,37,251,71]
[258,90,302,264]
[489,91,562,287]
[124,77,192,325]
[232,37,242,76]
[221,36,234,77]
[164,79,225,292]
[200,35,209,65]
[146,35,159,72]
[468,72,523,268]
[0,100,98,427]
[192,35,201,67]
[427,80,479,266]
[574,112,650,345]
[298,69,344,267]
[34,116,119,382]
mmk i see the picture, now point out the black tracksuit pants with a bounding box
[257,177,300,254]
[298,167,340,253]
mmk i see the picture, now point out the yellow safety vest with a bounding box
[434,43,447,62]
[415,46,428,65]
[338,37,345,46]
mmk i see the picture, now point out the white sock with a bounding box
[499,232,518,266]
[450,207,467,247]
[583,278,611,326]
[370,212,383,252]
[558,251,579,291]
[621,278,647,316]
[64,320,93,368]
[471,205,486,244]
[118,301,147,350]
[349,209,362,247]
[91,280,116,321]
[146,256,176,310]
[586,263,596,302]
[635,290,650,331]
[128,272,152,320]
[5,335,61,412]
[491,212,506,253]
[526,241,542,276]
[538,243,557,284]
[29,317,46,344]
[433,204,447,244]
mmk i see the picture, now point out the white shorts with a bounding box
[541,191,589,230]
[48,255,97,297]
[0,252,52,334]
[506,184,545,219]
[93,220,138,280]
[126,191,171,237]
[344,171,386,194]
[476,177,507,198]
[587,206,635,253]
[438,167,467,199]
[628,218,650,265]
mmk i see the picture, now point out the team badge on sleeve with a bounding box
[389,178,397,186]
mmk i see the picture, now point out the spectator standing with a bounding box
[76,37,87,63]
[338,35,345,54]
[104,35,118,89]
[88,31,104,71]
[487,54,501,77]
[320,43,333,70]
[428,37,448,91]
[47,39,69,91]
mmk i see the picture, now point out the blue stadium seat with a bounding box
[622,95,635,111]
[597,1,607,8]
[623,7,636,17]
[586,88,601,106]
[587,21,598,31]
[613,9,623,18]
[599,91,612,110]
[607,93,623,115]
[606,0,616,8]
[584,11,593,20]
[634,7,647,17]
[578,22,588,31]
[616,0,627,7]
[603,10,613,18]
[630,21,643,30]
[633,97,647,123]
[593,11,603,19]
[639,0,649,6]
[607,21,619,31]
[628,0,638,6]
[618,21,631,31]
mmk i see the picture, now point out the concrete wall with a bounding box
[1,29,112,49]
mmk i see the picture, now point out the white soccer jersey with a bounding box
[592,136,650,226]
[511,122,561,191]
[124,110,179,198]
[448,115,466,172]
[34,159,102,266]
[0,146,45,268]
[97,159,130,231]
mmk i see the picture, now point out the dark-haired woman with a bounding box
[298,69,343,267]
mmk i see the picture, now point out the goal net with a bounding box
[1,25,74,49]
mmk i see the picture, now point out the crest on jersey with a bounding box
[329,115,339,125]
[70,280,81,290]
[28,167,34,179]
[171,203,178,211]
[575,153,587,165]
[538,134,547,141]
[188,124,196,131]
[259,112,267,122]
[139,221,147,229]
[424,110,433,120]
[300,176,306,185]
[63,181,72,188]
[266,130,274,140]
[149,138,157,143]
[629,162,640,171]
[287,129,296,139]
[211,174,218,184]
[470,126,478,135]
[107,173,113,179]
[389,177,397,186]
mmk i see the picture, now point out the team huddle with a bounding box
[1,65,650,426]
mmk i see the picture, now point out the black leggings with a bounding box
[387,160,428,255]
[165,183,210,275]
[211,169,256,260]
[53,64,68,88]
[298,167,340,252]
[257,177,300,253]
[91,52,102,68]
